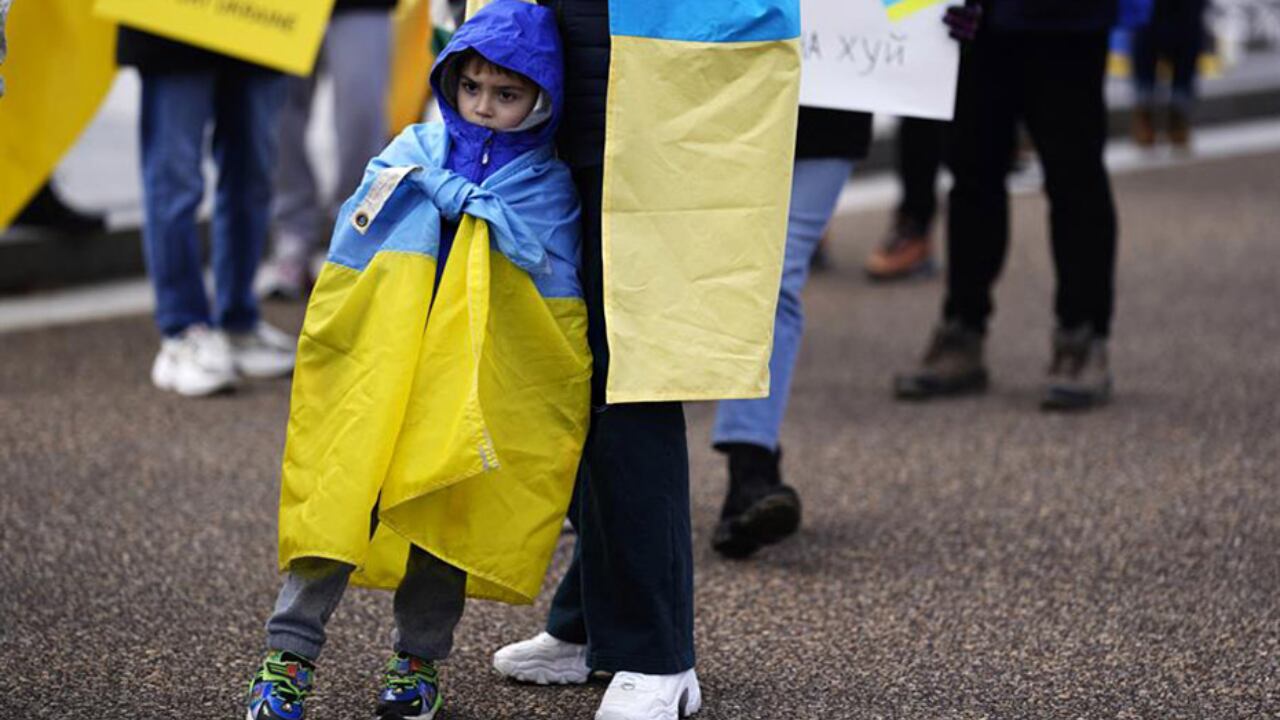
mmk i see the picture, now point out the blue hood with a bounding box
[429,0,564,183]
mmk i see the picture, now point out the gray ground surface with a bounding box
[2,152,1278,719]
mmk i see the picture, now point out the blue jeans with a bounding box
[139,71,283,337]
[711,158,855,451]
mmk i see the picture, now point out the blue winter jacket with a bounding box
[328,0,581,300]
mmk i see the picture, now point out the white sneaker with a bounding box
[254,256,310,301]
[492,632,590,685]
[595,670,701,720]
[228,322,297,379]
[151,324,237,397]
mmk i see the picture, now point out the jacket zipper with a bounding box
[481,134,494,167]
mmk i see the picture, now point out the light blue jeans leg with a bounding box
[210,72,284,333]
[139,72,217,337]
[711,158,856,451]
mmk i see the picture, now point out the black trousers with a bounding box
[1132,0,1208,102]
[896,116,949,232]
[544,164,696,675]
[944,31,1118,337]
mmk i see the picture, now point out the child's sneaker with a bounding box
[246,650,315,720]
[377,652,443,720]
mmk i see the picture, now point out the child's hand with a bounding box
[943,0,982,42]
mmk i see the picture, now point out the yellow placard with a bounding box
[93,0,335,76]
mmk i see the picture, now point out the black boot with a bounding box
[711,443,801,559]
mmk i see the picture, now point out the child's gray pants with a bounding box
[265,546,467,663]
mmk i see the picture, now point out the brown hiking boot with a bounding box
[864,218,935,281]
[1041,326,1112,411]
[1132,104,1157,148]
[893,320,989,400]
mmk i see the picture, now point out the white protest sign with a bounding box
[799,0,960,120]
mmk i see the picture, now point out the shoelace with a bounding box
[383,653,438,694]
[252,653,314,704]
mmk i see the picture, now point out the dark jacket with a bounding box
[335,0,397,10]
[986,0,1119,32]
[116,27,277,73]
[795,108,873,161]
[539,0,608,168]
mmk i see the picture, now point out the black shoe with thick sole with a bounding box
[711,444,802,559]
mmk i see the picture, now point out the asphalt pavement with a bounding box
[1,150,1278,719]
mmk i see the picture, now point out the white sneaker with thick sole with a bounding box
[594,669,701,720]
[492,632,590,685]
[151,325,237,397]
[228,321,297,379]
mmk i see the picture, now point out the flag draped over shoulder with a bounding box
[278,123,591,605]
[0,1,116,228]
[601,2,801,403]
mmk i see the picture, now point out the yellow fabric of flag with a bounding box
[279,216,591,604]
[387,0,433,134]
[601,35,799,402]
[0,1,116,229]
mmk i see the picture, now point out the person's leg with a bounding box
[1020,32,1117,338]
[1021,31,1118,409]
[211,71,285,333]
[942,33,1020,334]
[269,71,320,269]
[264,557,354,661]
[578,402,693,674]
[545,476,587,643]
[894,33,1017,400]
[712,158,855,451]
[326,10,392,205]
[138,72,217,337]
[561,164,694,675]
[1168,0,1207,111]
[897,118,945,232]
[1130,12,1160,146]
[392,545,468,661]
[709,159,853,558]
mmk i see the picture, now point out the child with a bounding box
[245,2,590,719]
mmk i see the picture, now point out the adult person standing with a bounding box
[489,1,803,718]
[709,5,983,559]
[894,0,1120,411]
[118,26,297,396]
[257,0,396,300]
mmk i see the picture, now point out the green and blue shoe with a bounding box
[377,652,444,720]
[246,651,315,720]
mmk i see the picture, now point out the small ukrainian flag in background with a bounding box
[882,0,947,22]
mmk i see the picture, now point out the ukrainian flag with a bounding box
[601,2,801,403]
[461,1,801,403]
[882,0,946,22]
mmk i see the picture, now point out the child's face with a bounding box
[457,57,538,131]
